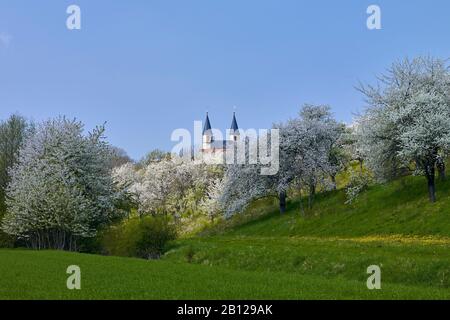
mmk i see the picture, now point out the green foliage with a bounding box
[136,149,171,169]
[100,216,176,259]
[0,114,31,247]
[0,212,14,248]
[0,114,31,213]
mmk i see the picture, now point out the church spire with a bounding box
[230,112,239,133]
[229,112,240,141]
[203,112,212,135]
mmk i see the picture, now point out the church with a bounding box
[201,112,240,159]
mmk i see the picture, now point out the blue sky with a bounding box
[0,0,449,160]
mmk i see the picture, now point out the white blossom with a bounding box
[1,117,121,249]
[358,56,450,202]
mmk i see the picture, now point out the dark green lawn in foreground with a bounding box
[0,249,449,299]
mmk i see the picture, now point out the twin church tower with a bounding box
[201,112,240,154]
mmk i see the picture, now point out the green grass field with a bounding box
[0,249,449,299]
[1,173,450,299]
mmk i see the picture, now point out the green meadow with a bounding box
[1,173,449,299]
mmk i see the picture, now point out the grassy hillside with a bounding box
[200,174,450,238]
[163,174,450,296]
[1,173,449,299]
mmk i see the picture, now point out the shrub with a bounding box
[345,168,373,204]
[0,211,14,248]
[0,231,14,248]
[101,216,176,259]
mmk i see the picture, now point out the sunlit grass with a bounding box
[163,172,450,298]
[1,249,449,299]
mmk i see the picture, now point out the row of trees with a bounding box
[112,158,223,221]
[219,56,450,216]
[110,112,349,224]
[219,104,348,216]
[0,115,224,250]
[0,55,448,251]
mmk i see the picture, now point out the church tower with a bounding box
[229,112,240,141]
[202,112,213,150]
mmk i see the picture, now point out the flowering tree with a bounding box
[220,162,277,217]
[200,178,225,222]
[1,118,121,250]
[113,156,223,219]
[358,57,450,202]
[220,104,345,216]
[344,122,365,172]
[282,104,344,208]
[112,162,142,214]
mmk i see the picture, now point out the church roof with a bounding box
[203,112,212,135]
[230,112,239,133]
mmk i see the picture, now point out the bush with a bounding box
[0,211,14,248]
[0,231,14,248]
[101,216,177,259]
[77,236,103,254]
[345,168,373,204]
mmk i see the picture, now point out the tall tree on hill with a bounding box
[275,105,344,210]
[358,57,450,202]
[0,115,32,247]
[0,114,31,214]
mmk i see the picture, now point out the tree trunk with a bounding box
[308,184,316,209]
[331,175,337,190]
[425,164,436,203]
[437,159,446,181]
[298,188,305,217]
[279,190,286,214]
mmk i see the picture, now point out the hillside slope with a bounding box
[205,174,450,238]
[163,174,450,294]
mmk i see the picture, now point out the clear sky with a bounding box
[0,0,449,160]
